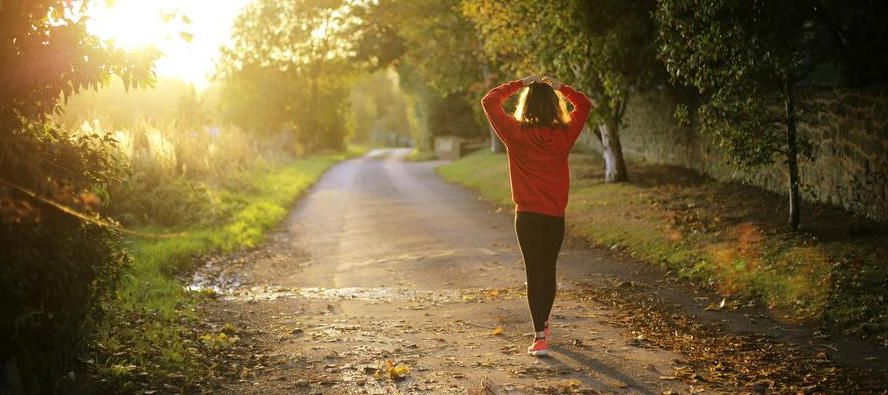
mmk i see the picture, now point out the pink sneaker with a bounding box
[527,338,549,356]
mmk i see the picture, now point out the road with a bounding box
[197,148,886,394]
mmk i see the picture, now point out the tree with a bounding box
[657,0,828,230]
[348,70,414,145]
[216,0,356,152]
[1,1,157,392]
[350,0,491,151]
[1,0,157,246]
[462,0,664,182]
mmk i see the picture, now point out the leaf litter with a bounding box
[569,282,888,393]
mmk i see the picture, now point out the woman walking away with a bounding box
[481,75,592,356]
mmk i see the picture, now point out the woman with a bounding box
[481,75,592,356]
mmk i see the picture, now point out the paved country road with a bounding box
[195,148,887,394]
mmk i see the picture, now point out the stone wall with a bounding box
[576,87,888,222]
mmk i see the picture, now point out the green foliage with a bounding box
[352,0,491,145]
[437,150,512,207]
[441,150,888,343]
[348,70,414,144]
[657,0,888,168]
[111,176,225,228]
[92,117,272,228]
[84,153,352,393]
[1,122,132,394]
[404,149,438,162]
[462,0,663,126]
[353,0,487,94]
[0,2,157,125]
[216,0,357,152]
[1,222,130,393]
[0,2,158,392]
[656,0,814,168]
[387,0,486,96]
[462,0,662,181]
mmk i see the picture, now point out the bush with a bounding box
[0,122,129,394]
[0,223,129,394]
[109,174,225,228]
[79,118,288,229]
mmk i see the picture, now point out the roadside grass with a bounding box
[83,148,364,393]
[438,150,888,344]
[403,148,438,162]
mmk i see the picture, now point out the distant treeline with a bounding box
[216,0,887,226]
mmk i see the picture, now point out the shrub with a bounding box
[1,122,130,394]
[0,222,129,394]
[78,117,283,229]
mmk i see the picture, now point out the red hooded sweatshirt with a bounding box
[481,80,592,217]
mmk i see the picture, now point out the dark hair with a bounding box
[513,81,569,129]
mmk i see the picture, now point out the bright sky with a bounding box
[87,0,254,90]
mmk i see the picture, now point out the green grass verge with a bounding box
[439,150,888,343]
[403,148,438,162]
[85,147,364,392]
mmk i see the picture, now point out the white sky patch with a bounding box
[87,0,254,90]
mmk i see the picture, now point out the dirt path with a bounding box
[194,148,887,394]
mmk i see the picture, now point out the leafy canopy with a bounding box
[462,0,662,124]
[657,0,816,166]
[0,1,157,125]
[215,0,358,150]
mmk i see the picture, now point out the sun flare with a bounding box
[86,0,252,90]
[86,2,177,50]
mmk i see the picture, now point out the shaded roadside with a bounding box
[440,149,888,348]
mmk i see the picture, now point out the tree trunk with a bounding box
[598,118,628,182]
[785,82,801,230]
[490,127,504,153]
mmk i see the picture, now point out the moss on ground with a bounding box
[439,149,888,344]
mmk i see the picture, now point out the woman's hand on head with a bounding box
[542,76,562,90]
[520,75,541,86]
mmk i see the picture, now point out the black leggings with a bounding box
[515,211,565,332]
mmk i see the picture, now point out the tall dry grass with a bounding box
[74,117,294,227]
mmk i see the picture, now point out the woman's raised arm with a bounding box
[481,76,539,144]
[552,78,593,144]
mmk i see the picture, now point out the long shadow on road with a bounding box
[193,148,887,394]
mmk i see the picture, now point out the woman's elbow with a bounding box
[481,97,499,112]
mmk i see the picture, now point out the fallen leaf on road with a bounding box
[374,359,410,381]
[491,326,504,336]
[705,298,726,311]
[200,332,238,350]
